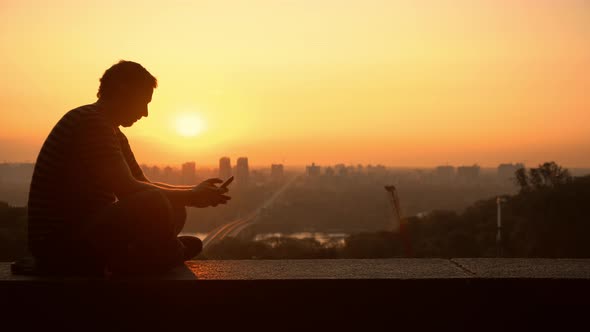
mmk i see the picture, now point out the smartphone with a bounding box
[220,176,234,188]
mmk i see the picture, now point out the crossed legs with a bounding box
[80,189,189,273]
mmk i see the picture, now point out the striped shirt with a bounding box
[27,103,145,256]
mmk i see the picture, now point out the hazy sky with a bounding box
[1,0,588,167]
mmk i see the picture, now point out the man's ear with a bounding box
[111,83,131,101]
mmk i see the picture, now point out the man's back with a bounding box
[27,103,120,257]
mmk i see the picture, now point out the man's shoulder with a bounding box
[61,103,112,128]
[64,103,101,119]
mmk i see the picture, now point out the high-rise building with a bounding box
[181,162,196,184]
[219,157,232,179]
[306,162,321,177]
[271,164,284,181]
[236,157,249,187]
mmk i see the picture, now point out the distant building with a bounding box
[140,164,150,175]
[457,164,480,182]
[150,165,161,180]
[356,164,364,174]
[367,164,387,176]
[236,157,249,187]
[181,162,196,184]
[325,166,335,176]
[163,166,174,184]
[219,157,232,179]
[346,165,356,175]
[498,163,524,181]
[334,163,347,176]
[271,164,284,181]
[434,165,455,182]
[306,162,321,177]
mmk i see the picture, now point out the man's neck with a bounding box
[95,99,119,128]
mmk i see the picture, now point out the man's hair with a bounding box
[97,60,158,99]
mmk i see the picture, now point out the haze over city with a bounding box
[1,0,589,167]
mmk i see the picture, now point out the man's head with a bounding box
[97,60,157,127]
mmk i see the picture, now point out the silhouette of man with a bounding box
[27,60,230,275]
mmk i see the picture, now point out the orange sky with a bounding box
[0,0,589,167]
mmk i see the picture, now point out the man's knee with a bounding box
[85,189,174,236]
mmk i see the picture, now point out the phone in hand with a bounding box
[220,176,234,189]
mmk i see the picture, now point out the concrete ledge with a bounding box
[185,258,590,279]
[2,259,589,330]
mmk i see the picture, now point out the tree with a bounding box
[515,167,529,191]
[515,162,572,192]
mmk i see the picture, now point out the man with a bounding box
[26,60,230,275]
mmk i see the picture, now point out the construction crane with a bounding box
[385,185,413,257]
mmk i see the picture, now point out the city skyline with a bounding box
[3,158,588,172]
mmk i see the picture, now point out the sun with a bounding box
[175,112,206,137]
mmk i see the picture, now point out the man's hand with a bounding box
[189,178,231,208]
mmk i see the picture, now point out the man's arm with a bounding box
[139,177,194,190]
[106,153,229,207]
[79,118,228,207]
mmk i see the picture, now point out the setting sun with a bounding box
[175,112,206,137]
